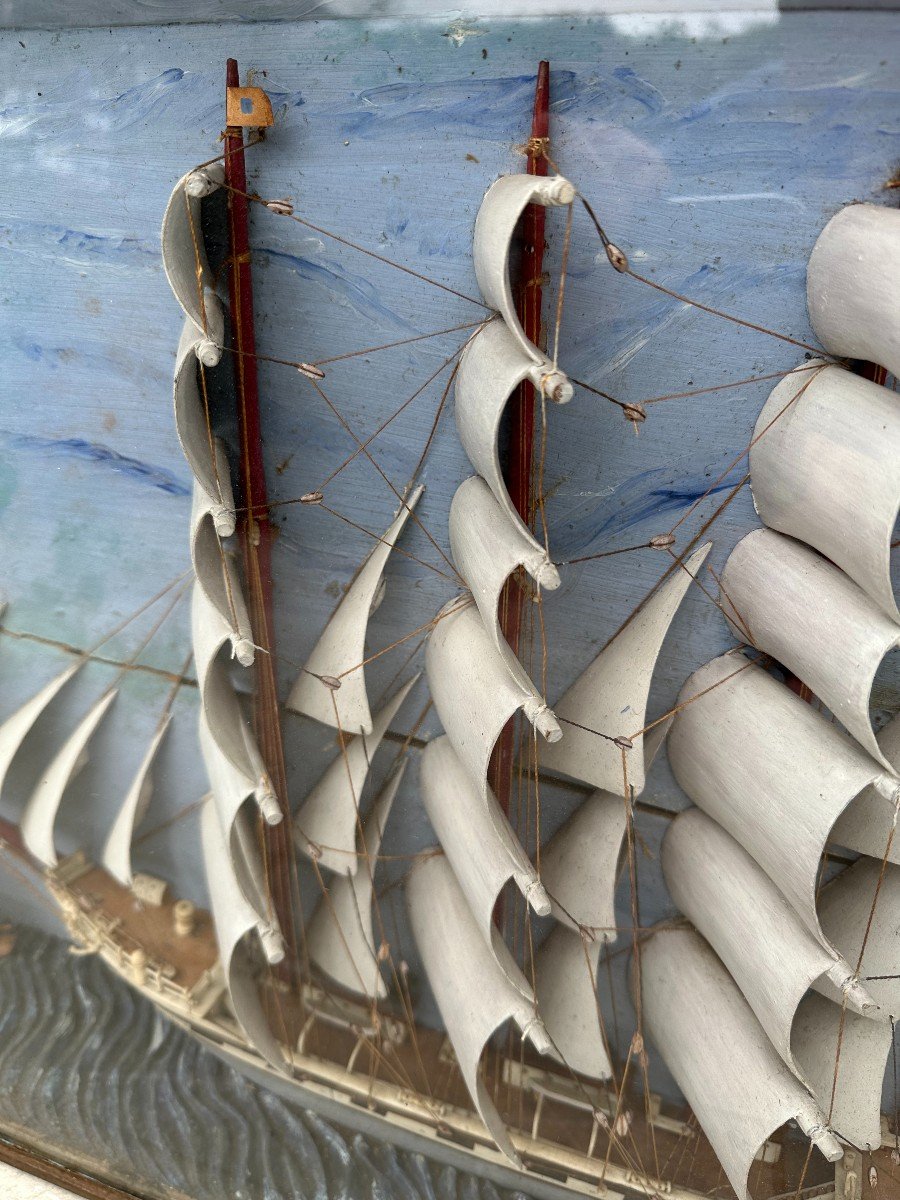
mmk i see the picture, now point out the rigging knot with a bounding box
[300,491,324,505]
[265,198,294,216]
[650,533,676,550]
[613,734,634,752]
[297,363,326,380]
[623,402,646,427]
[517,135,550,159]
[605,242,629,273]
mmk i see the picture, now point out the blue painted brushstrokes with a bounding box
[550,465,745,561]
[257,245,418,332]
[5,433,190,496]
[0,220,159,271]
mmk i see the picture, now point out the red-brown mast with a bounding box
[224,59,297,975]
[488,62,551,821]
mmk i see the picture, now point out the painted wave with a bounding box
[0,925,526,1200]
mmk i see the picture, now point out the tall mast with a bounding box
[223,60,298,976]
[488,62,551,819]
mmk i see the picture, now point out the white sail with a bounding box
[426,599,560,802]
[816,857,900,1020]
[192,579,262,781]
[455,320,572,568]
[449,475,560,689]
[420,735,549,976]
[662,807,876,1080]
[807,202,900,379]
[720,527,900,767]
[830,708,900,865]
[293,676,417,875]
[667,651,898,945]
[200,707,281,840]
[161,167,225,364]
[541,543,711,796]
[286,486,424,735]
[750,362,900,622]
[191,474,254,668]
[533,927,612,1081]
[637,927,842,1200]
[306,761,405,1000]
[0,662,83,802]
[101,716,171,887]
[406,852,552,1166]
[791,990,890,1152]
[174,326,237,523]
[538,789,625,934]
[21,689,117,867]
[199,797,286,1071]
[473,172,576,361]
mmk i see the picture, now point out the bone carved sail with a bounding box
[17,72,900,1200]
[642,202,900,1169]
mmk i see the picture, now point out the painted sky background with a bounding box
[1,8,899,1156]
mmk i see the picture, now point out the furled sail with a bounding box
[541,543,711,795]
[406,852,552,1165]
[0,661,83,802]
[455,319,572,568]
[637,927,842,1200]
[293,676,417,874]
[720,527,900,767]
[816,857,900,1019]
[538,789,625,933]
[449,474,560,686]
[806,203,900,379]
[101,716,171,887]
[286,486,424,735]
[174,327,237,531]
[161,167,225,364]
[667,651,899,944]
[473,173,576,360]
[191,473,254,668]
[662,808,876,1080]
[533,927,612,1081]
[199,798,286,1072]
[426,599,560,801]
[420,735,550,968]
[21,689,117,867]
[750,361,900,622]
[306,761,405,1000]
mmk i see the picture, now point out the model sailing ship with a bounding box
[1,61,900,1200]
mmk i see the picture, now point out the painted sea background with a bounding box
[1,6,900,1195]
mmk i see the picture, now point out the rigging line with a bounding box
[218,179,492,310]
[189,132,266,176]
[577,193,833,359]
[619,752,661,1185]
[667,362,825,541]
[706,561,754,646]
[133,797,205,847]
[551,199,575,369]
[0,627,197,688]
[317,502,460,584]
[630,655,758,744]
[561,541,662,566]
[572,362,827,418]
[406,359,461,489]
[309,378,465,584]
[314,335,478,494]
[312,320,487,367]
